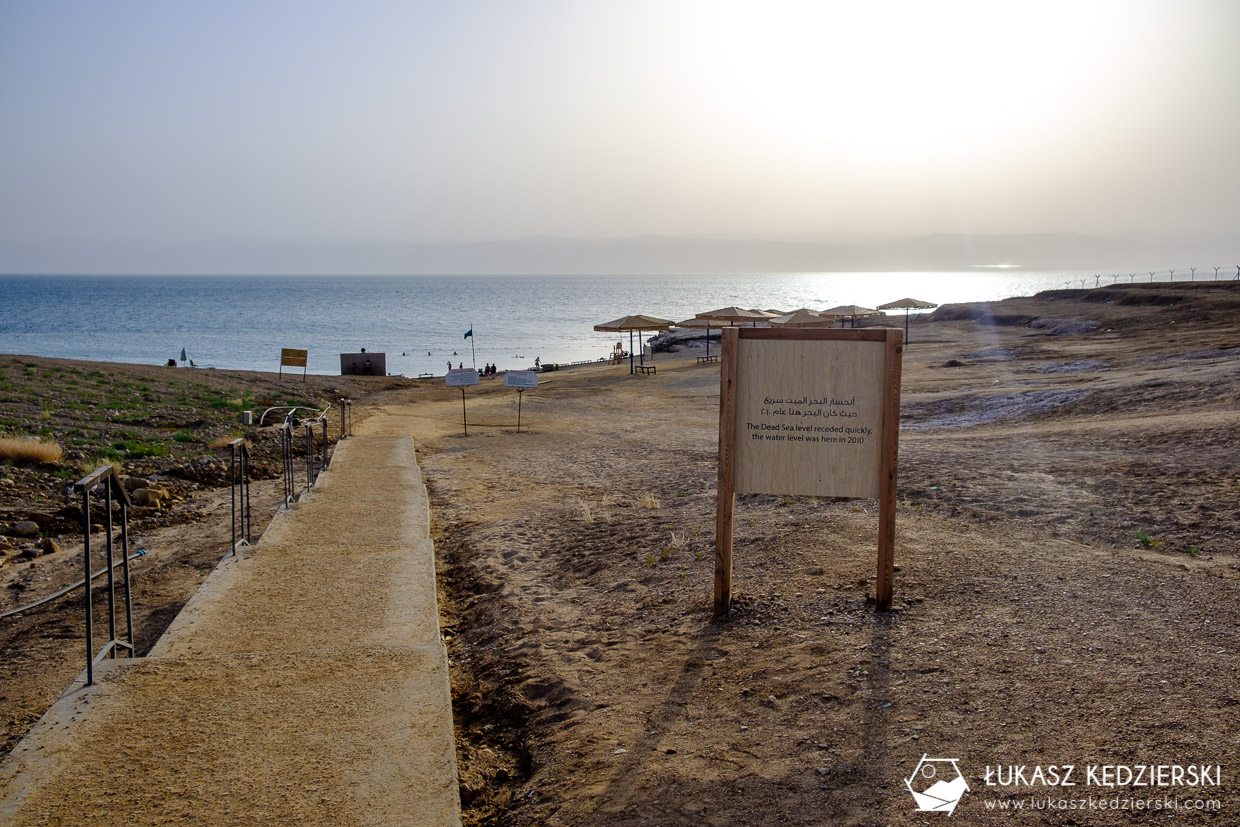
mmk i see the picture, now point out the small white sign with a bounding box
[504,370,539,389]
[446,368,480,387]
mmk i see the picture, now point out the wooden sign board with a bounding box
[446,368,480,387]
[504,370,538,389]
[716,327,903,614]
[280,348,308,380]
[734,338,885,498]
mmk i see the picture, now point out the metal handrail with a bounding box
[0,550,146,620]
[304,421,315,488]
[339,397,353,438]
[279,421,296,506]
[72,466,135,686]
[258,403,328,428]
[276,405,335,508]
[227,439,252,554]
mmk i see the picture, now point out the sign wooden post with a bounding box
[280,348,308,381]
[446,369,480,435]
[504,370,539,433]
[715,327,903,616]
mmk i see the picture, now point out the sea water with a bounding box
[0,271,1125,376]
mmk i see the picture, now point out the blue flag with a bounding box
[464,328,473,339]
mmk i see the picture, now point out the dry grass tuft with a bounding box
[79,457,122,475]
[638,493,661,509]
[577,495,619,523]
[0,437,63,464]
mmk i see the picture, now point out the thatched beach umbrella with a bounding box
[821,304,883,328]
[768,308,842,328]
[877,297,938,342]
[696,306,769,326]
[693,306,771,357]
[594,314,674,374]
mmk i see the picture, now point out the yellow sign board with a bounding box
[280,348,308,367]
[280,348,309,380]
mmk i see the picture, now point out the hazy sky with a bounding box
[2,0,1238,255]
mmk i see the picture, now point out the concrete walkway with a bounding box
[0,414,460,826]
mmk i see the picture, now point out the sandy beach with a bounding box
[405,281,1240,825]
[2,281,1238,825]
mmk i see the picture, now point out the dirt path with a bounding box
[0,421,460,826]
[405,283,1240,825]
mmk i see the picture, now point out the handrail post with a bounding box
[230,441,238,552]
[105,482,116,654]
[242,443,252,543]
[304,422,313,488]
[120,487,133,655]
[73,466,135,686]
[228,439,254,553]
[320,417,329,470]
[287,425,294,502]
[281,424,294,505]
[82,484,93,686]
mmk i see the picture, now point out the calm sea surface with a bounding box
[0,272,1130,376]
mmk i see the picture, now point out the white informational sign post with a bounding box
[716,327,903,614]
[446,369,480,434]
[503,370,538,390]
[445,369,480,388]
[504,370,538,433]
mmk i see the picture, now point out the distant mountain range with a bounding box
[3,231,1236,275]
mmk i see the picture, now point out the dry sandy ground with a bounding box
[391,282,1240,826]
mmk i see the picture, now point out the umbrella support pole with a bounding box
[516,389,523,434]
[460,388,468,436]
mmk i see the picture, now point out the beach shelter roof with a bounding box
[821,304,882,318]
[769,308,841,328]
[695,306,769,324]
[593,314,674,332]
[877,297,938,311]
[594,314,673,374]
[877,297,938,344]
[746,309,783,319]
[673,317,715,328]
